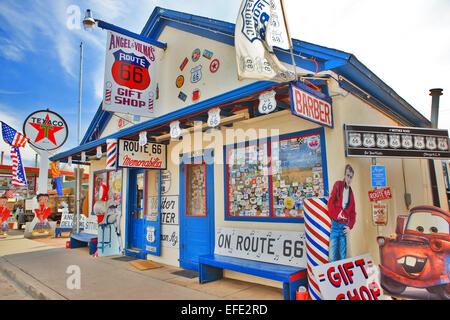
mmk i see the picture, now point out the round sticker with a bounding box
[210,59,220,73]
[192,48,201,62]
[176,75,184,88]
[284,197,294,209]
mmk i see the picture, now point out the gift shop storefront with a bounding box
[51,7,449,300]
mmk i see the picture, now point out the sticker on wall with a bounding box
[203,49,213,59]
[210,59,220,73]
[176,75,184,88]
[178,91,187,102]
[192,48,201,62]
[180,57,189,71]
[192,89,200,102]
[190,65,202,83]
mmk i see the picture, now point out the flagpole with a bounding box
[75,41,83,234]
[280,0,298,81]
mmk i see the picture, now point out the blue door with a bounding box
[179,153,214,270]
[127,169,145,252]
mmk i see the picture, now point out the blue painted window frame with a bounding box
[223,127,329,223]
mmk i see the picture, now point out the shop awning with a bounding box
[50,80,288,163]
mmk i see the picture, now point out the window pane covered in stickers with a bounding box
[226,143,270,218]
[186,163,206,216]
[146,170,159,221]
[270,133,324,218]
[107,170,122,217]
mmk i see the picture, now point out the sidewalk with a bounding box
[0,231,284,300]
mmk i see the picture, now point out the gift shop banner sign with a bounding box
[118,139,166,169]
[289,82,333,128]
[215,227,306,267]
[103,30,163,117]
[345,124,450,159]
[311,254,383,300]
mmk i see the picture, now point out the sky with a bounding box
[0,0,449,168]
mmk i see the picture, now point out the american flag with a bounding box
[1,121,28,187]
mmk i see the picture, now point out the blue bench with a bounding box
[198,254,307,300]
[70,233,98,255]
[55,227,84,238]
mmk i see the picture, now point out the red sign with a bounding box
[290,82,333,128]
[368,187,392,202]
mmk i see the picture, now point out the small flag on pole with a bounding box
[1,121,28,187]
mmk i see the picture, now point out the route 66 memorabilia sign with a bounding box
[190,65,202,83]
[170,121,181,140]
[258,90,276,114]
[103,30,163,117]
[207,108,220,127]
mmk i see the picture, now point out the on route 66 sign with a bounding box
[258,90,277,114]
[23,110,68,151]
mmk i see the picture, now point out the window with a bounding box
[225,128,328,222]
[92,170,123,216]
[185,162,207,216]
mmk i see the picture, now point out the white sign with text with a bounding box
[214,227,306,267]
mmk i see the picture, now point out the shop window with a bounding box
[92,170,123,216]
[226,142,270,218]
[224,128,328,223]
[185,162,207,216]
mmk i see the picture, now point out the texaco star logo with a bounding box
[29,114,64,145]
[23,110,68,151]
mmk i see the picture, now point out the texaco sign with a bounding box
[23,110,68,151]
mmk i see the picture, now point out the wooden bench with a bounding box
[70,233,98,255]
[198,254,307,300]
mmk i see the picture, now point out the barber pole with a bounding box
[106,139,118,170]
[303,198,331,300]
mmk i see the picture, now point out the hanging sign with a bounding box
[311,254,382,300]
[214,227,306,267]
[118,139,166,169]
[102,30,163,117]
[345,124,450,159]
[368,187,392,202]
[23,110,68,151]
[289,82,333,128]
[372,202,388,226]
[258,90,277,114]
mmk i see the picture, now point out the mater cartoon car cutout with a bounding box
[377,205,450,299]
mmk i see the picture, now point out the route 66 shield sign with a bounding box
[112,50,150,90]
[258,90,276,114]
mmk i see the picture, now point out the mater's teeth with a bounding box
[397,257,405,264]
[417,258,425,263]
[406,256,416,267]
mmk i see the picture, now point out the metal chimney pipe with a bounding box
[428,88,443,207]
[429,88,443,128]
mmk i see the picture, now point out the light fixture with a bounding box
[170,121,181,140]
[207,108,221,128]
[96,146,102,158]
[83,9,96,31]
[139,131,148,146]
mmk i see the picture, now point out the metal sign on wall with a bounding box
[214,227,306,267]
[118,139,167,169]
[345,124,450,159]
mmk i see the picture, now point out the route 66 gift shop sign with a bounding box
[103,30,164,117]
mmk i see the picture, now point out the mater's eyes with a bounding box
[416,226,424,232]
[430,227,438,233]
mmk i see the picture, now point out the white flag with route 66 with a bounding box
[235,0,295,82]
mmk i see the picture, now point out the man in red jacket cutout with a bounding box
[328,164,356,262]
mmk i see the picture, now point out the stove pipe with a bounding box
[429,88,443,128]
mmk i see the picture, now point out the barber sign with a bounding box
[311,254,383,300]
[103,30,164,117]
[289,81,333,128]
